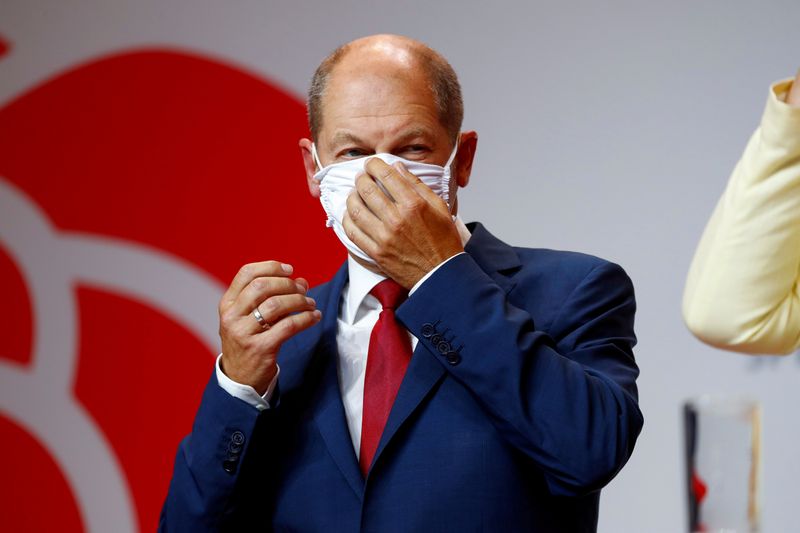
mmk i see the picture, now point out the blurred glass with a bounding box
[684,395,761,533]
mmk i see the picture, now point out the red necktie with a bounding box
[359,279,412,477]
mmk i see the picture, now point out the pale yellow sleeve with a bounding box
[683,78,800,354]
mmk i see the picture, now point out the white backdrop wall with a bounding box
[1,1,798,531]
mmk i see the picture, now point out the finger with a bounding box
[233,276,307,317]
[346,188,383,236]
[392,161,446,207]
[261,309,323,352]
[343,211,380,258]
[222,261,294,308]
[364,157,418,204]
[250,293,317,333]
[295,277,309,292]
[355,170,397,220]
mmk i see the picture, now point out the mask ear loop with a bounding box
[310,143,336,227]
[441,139,459,214]
[445,139,459,168]
[311,143,325,173]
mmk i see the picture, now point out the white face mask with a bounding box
[311,143,458,265]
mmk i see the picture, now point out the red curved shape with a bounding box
[0,415,84,532]
[0,49,344,532]
[0,242,33,365]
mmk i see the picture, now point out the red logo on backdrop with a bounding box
[0,42,343,532]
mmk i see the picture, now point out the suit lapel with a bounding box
[464,222,521,294]
[368,340,446,477]
[312,333,365,499]
[286,263,365,499]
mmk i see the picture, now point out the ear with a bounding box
[454,131,478,188]
[299,138,321,198]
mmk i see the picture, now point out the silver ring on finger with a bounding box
[253,306,270,329]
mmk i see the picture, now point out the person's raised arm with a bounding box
[683,70,800,354]
[159,260,320,532]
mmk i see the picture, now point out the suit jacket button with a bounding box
[231,431,245,446]
[437,341,451,355]
[228,442,243,454]
[446,352,461,365]
[223,459,237,474]
[421,323,436,338]
[430,334,442,345]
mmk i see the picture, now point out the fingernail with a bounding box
[306,297,316,306]
[313,310,322,319]
[296,281,307,293]
[281,263,293,274]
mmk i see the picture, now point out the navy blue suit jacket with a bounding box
[160,223,643,532]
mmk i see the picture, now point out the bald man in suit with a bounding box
[161,34,643,532]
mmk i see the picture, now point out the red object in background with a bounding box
[691,469,709,531]
[692,469,708,504]
[0,34,10,58]
[0,49,343,531]
[0,243,33,366]
[0,416,84,532]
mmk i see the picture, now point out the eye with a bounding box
[337,147,370,160]
[399,145,430,159]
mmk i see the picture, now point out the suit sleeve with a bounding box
[158,372,267,532]
[683,78,800,354]
[397,253,642,496]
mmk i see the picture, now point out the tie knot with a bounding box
[370,279,408,310]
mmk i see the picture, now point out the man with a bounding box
[683,71,800,354]
[160,34,643,532]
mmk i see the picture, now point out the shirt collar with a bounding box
[454,215,472,245]
[342,216,472,325]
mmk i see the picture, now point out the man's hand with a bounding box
[787,69,800,107]
[342,158,464,288]
[218,261,321,394]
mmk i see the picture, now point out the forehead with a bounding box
[319,57,448,145]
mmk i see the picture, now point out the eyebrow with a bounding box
[329,131,366,148]
[329,128,436,149]
[395,128,434,144]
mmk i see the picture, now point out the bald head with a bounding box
[307,34,463,143]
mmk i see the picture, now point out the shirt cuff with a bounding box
[409,252,467,296]
[215,353,279,412]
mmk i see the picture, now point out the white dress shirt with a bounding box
[217,217,472,455]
